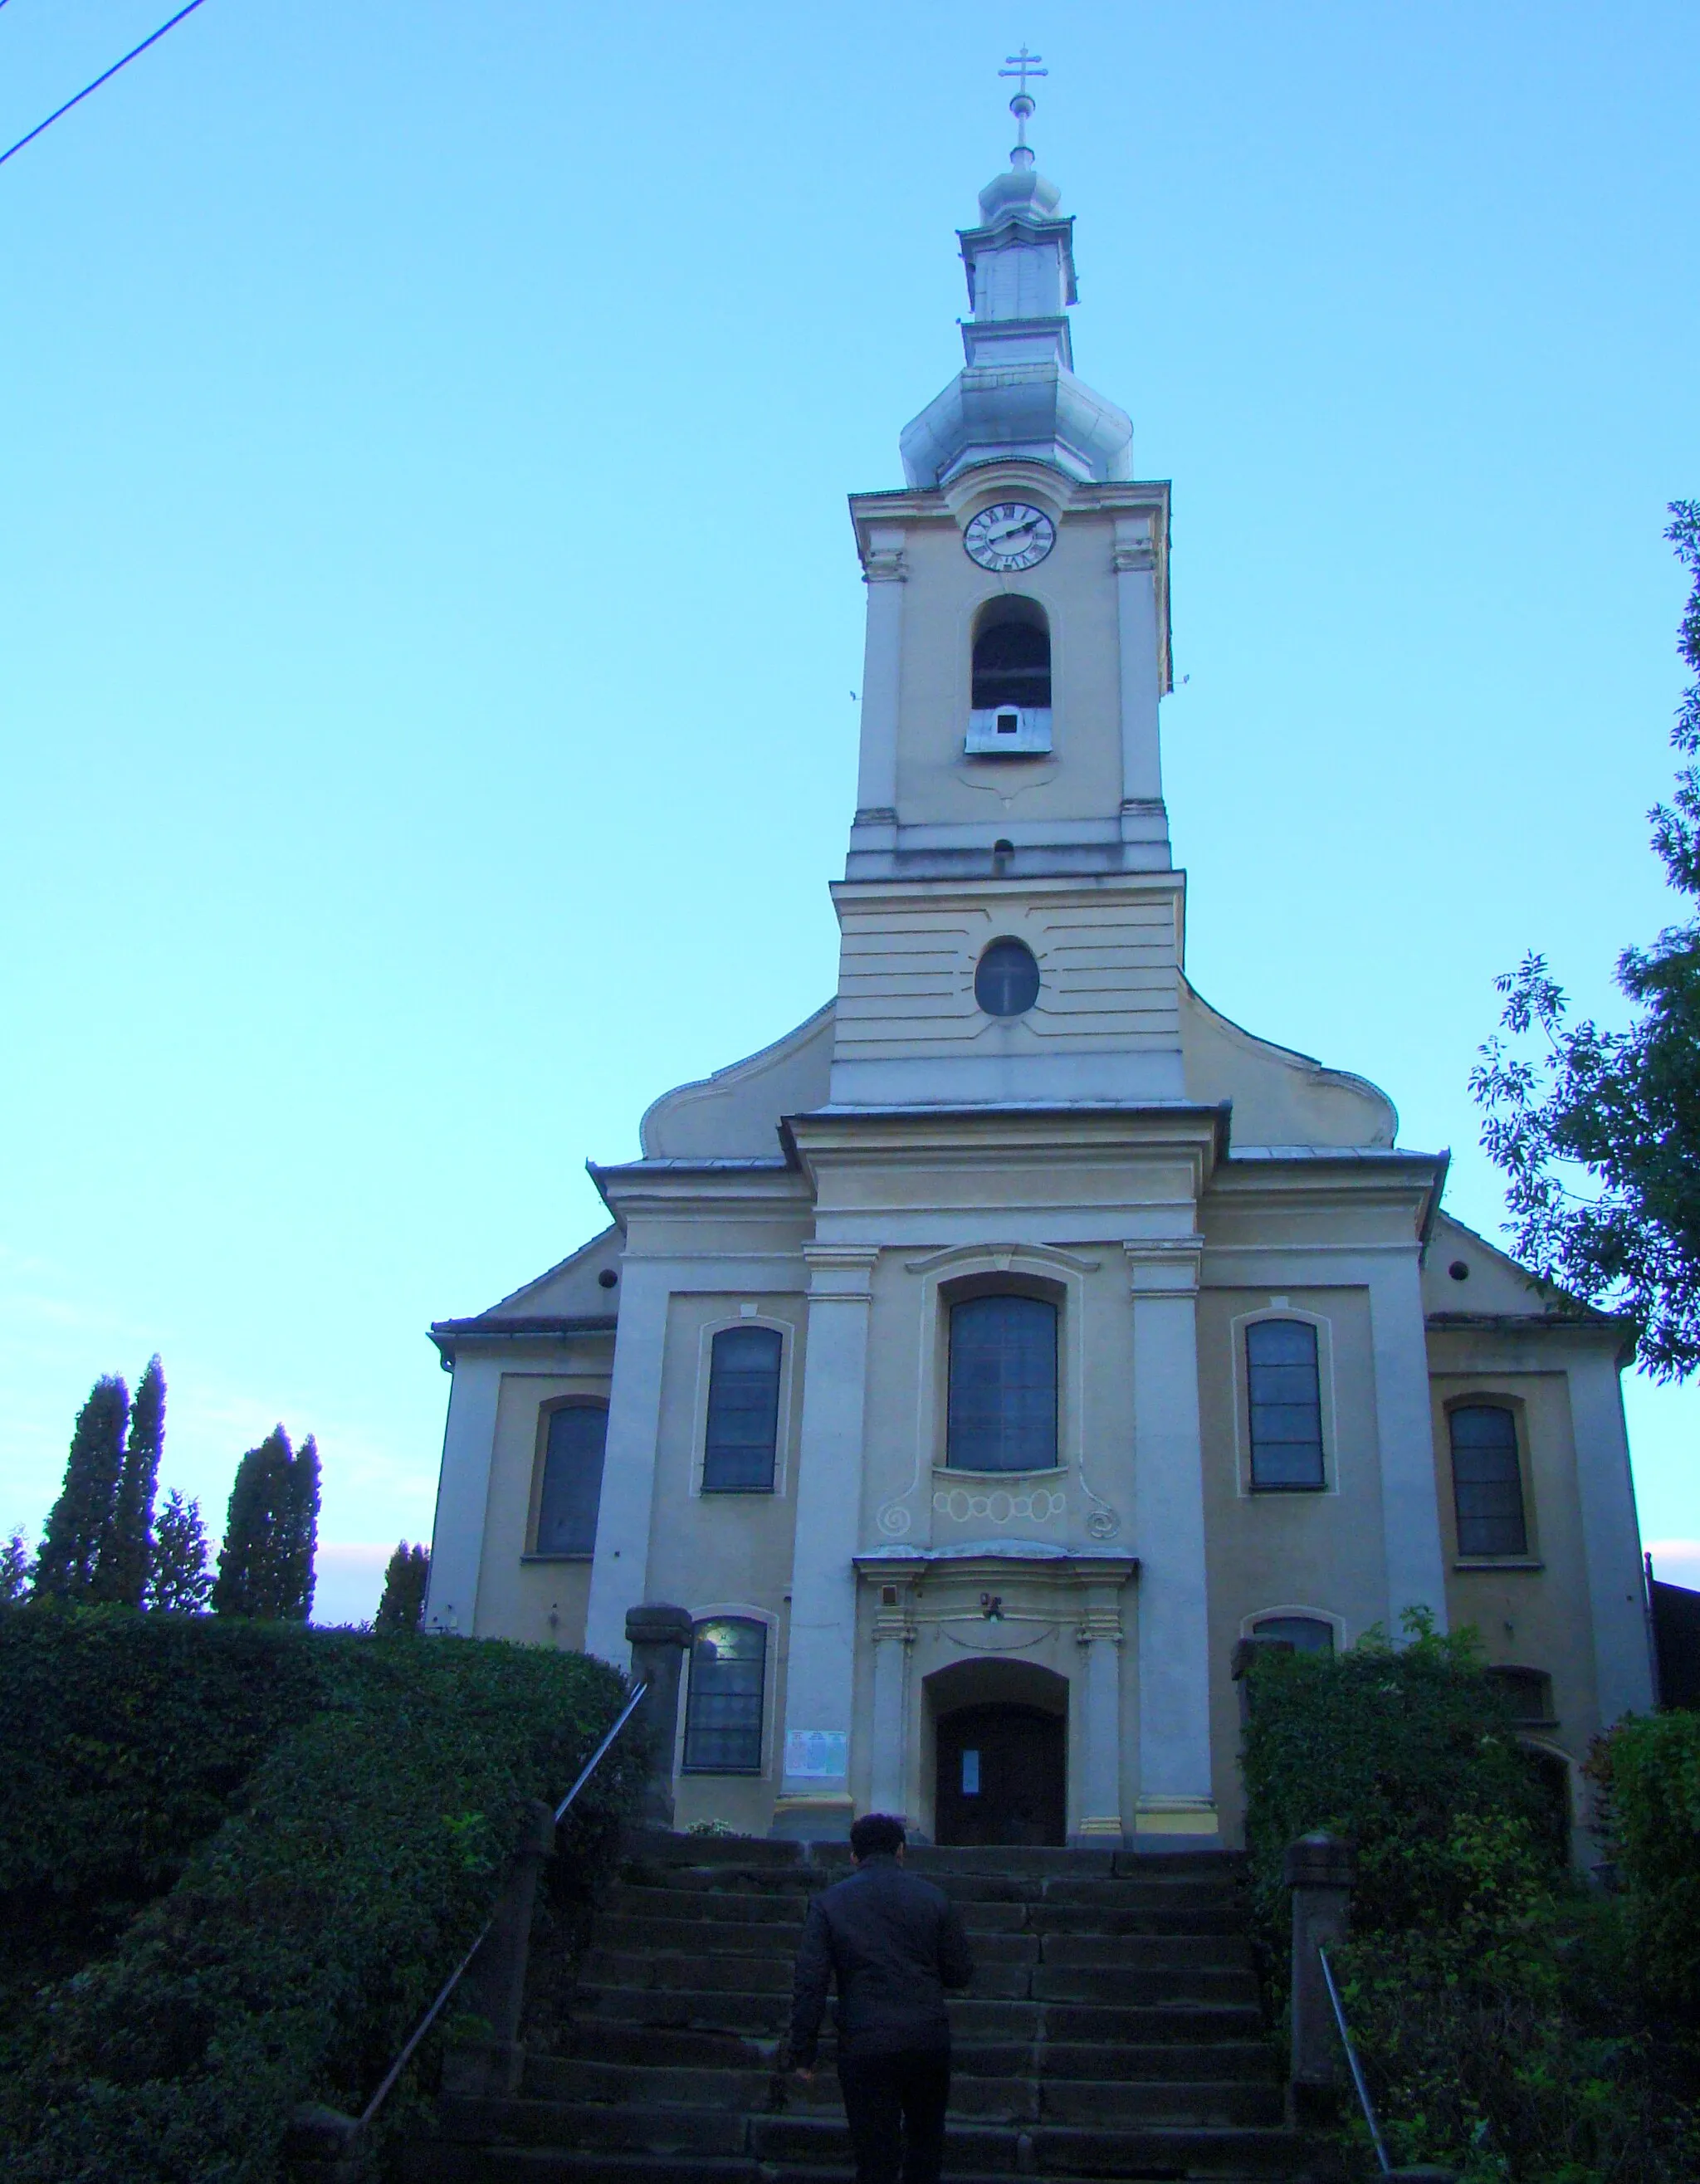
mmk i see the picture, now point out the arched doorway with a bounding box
[927,1659,1068,1847]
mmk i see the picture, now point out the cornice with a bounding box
[427,1314,617,1367]
[829,870,1184,914]
[847,475,1170,564]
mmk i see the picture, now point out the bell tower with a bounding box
[830,77,1180,1110]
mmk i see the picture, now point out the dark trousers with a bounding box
[837,2047,951,2184]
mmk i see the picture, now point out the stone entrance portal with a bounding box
[935,1700,1066,1845]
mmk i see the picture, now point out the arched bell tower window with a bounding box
[967,598,1053,755]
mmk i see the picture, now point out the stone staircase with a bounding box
[405,1835,1336,2182]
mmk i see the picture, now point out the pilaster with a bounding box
[852,530,906,826]
[1366,1253,1450,1634]
[422,1354,503,1636]
[583,1261,673,1666]
[1126,1236,1218,1844]
[1114,513,1166,848]
[1072,1595,1126,1843]
[771,1243,880,1840]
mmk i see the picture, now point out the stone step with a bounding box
[404,2155,1318,2184]
[784,2073,1283,2128]
[590,1910,1248,1967]
[432,2096,1316,2175]
[549,2025,774,2071]
[606,1884,807,1926]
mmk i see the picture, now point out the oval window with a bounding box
[975,938,1040,1017]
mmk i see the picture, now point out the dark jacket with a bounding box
[788,1854,975,2067]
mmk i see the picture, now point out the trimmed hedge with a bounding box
[0,1606,333,1913]
[0,1612,644,2184]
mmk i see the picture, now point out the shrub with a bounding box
[1241,1611,1543,1972]
[1588,1709,1700,2016]
[1,1625,644,2184]
[1240,1615,1700,2181]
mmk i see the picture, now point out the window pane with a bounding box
[683,1617,766,1773]
[1246,1319,1323,1490]
[1252,1615,1335,1653]
[536,1405,608,1556]
[947,1294,1058,1473]
[1486,1666,1551,1722]
[703,1326,781,1492]
[1449,1405,1527,1556]
[975,939,1040,1018]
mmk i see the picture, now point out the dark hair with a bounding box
[850,1812,906,1860]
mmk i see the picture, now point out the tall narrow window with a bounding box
[702,1326,782,1492]
[1246,1319,1325,1490]
[682,1617,767,1772]
[1449,1405,1527,1556]
[535,1404,608,1556]
[947,1293,1058,1473]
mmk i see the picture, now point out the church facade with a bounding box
[422,121,1654,1853]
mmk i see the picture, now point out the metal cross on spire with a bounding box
[999,45,1047,148]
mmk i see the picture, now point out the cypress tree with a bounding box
[212,1427,320,1619]
[281,1434,320,1623]
[374,1541,430,1634]
[33,1375,129,1601]
[93,1355,166,1607]
[1,1530,30,1603]
[213,1426,293,1617]
[146,1490,212,1612]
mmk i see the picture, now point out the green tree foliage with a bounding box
[374,1541,429,1634]
[91,1356,165,1608]
[1473,505,1700,1379]
[1,1531,30,1602]
[0,1620,643,2184]
[281,1431,320,1622]
[213,1426,319,1620]
[1589,1710,1700,2017]
[1241,1610,1542,1951]
[144,1490,212,1614]
[1240,1620,1698,2181]
[32,1375,129,1601]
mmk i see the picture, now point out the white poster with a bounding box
[784,1729,849,1780]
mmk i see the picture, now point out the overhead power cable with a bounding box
[0,0,209,170]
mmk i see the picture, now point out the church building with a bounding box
[422,95,1654,1853]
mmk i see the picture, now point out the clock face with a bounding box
[964,502,1056,572]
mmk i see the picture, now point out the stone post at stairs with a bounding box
[625,1602,693,1830]
[1284,1831,1355,2123]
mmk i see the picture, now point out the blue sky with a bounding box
[2,2,1697,1624]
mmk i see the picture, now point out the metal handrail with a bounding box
[1317,1942,1390,2176]
[356,1680,649,2131]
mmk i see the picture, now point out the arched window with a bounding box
[682,1617,767,1773]
[1449,1405,1527,1556]
[701,1325,783,1493]
[1245,1319,1324,1489]
[535,1403,608,1556]
[967,598,1053,754]
[947,1292,1058,1473]
[1251,1614,1335,1654]
[972,602,1051,711]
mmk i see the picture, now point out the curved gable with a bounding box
[640,1001,836,1157]
[1181,977,1397,1149]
